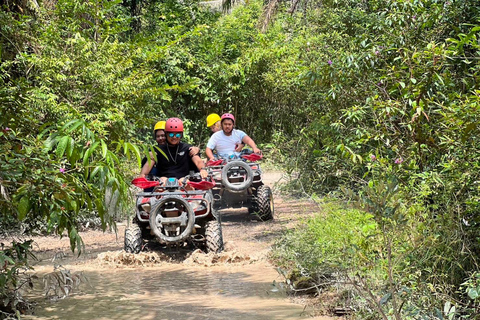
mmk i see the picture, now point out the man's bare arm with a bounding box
[206,147,215,161]
[191,155,208,178]
[189,146,200,156]
[235,143,245,152]
[139,152,155,177]
[242,135,261,154]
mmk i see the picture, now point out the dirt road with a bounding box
[19,172,334,319]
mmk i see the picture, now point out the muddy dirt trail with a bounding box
[18,172,334,320]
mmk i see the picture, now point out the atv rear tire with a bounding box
[221,161,253,192]
[205,220,223,253]
[253,185,274,221]
[124,220,143,253]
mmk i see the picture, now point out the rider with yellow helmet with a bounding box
[206,113,221,133]
[153,120,167,145]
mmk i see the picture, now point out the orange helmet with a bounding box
[165,118,184,132]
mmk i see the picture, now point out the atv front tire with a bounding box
[253,185,274,221]
[124,219,143,253]
[205,220,223,253]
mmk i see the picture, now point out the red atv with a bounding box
[206,153,274,221]
[124,174,223,253]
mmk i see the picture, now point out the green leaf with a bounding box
[153,145,168,161]
[17,196,30,220]
[90,166,102,179]
[66,137,75,158]
[70,200,78,212]
[56,136,69,158]
[95,198,106,229]
[123,141,129,157]
[379,292,391,305]
[126,143,142,168]
[83,141,100,167]
[69,227,84,255]
[101,140,108,158]
[106,151,120,165]
[62,119,80,131]
[468,288,479,300]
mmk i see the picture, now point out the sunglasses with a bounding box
[168,133,182,138]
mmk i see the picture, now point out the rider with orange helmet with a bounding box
[140,118,207,180]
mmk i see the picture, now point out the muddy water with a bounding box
[25,262,320,320]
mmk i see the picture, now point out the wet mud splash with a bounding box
[42,267,89,301]
[97,250,169,267]
[96,248,255,267]
[183,249,254,266]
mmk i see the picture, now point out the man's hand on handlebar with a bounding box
[253,147,261,154]
[200,168,208,179]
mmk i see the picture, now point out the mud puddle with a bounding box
[24,251,325,320]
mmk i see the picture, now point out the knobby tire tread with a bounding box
[205,220,224,253]
[124,220,143,253]
[256,185,274,221]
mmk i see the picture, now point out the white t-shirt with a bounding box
[207,129,247,158]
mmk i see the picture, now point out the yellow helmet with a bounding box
[153,121,166,132]
[206,113,221,128]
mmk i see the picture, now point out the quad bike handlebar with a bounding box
[241,153,263,162]
[206,153,263,167]
[132,174,215,191]
[131,177,160,189]
[187,179,216,190]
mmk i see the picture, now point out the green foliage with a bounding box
[254,0,480,318]
[0,240,36,317]
[0,120,145,253]
[272,202,381,276]
[1,0,480,317]
[460,272,480,313]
